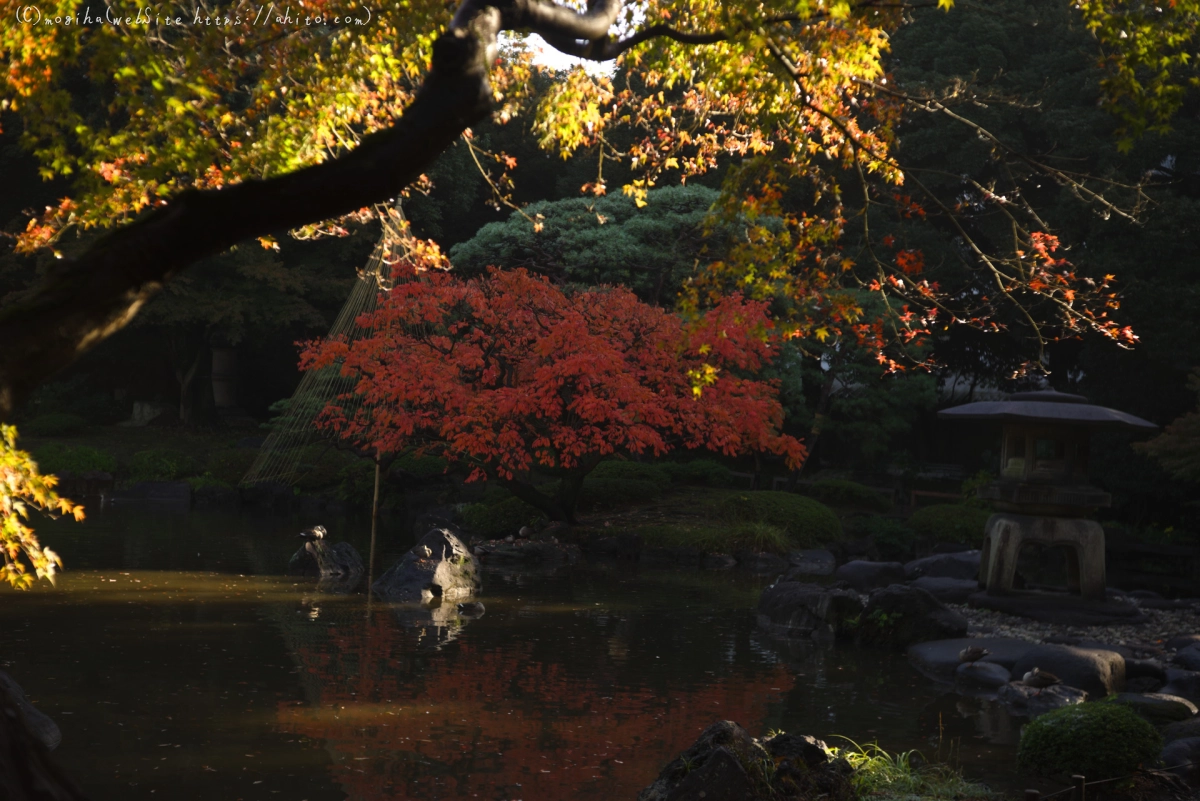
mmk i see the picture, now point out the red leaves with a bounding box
[895,249,924,275]
[300,268,804,481]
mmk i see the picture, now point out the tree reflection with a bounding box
[274,603,794,800]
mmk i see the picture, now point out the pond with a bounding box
[2,507,1029,800]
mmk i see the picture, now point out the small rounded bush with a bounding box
[588,460,672,491]
[1018,702,1162,780]
[128,449,201,482]
[802,479,891,512]
[661,459,733,487]
[32,443,118,475]
[578,477,664,511]
[22,413,87,437]
[713,491,842,547]
[462,496,546,538]
[908,504,991,546]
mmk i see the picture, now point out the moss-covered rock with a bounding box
[1017,702,1162,780]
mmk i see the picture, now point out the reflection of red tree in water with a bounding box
[277,609,793,800]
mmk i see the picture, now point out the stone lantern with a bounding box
[938,390,1156,601]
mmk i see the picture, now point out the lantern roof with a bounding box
[938,389,1157,431]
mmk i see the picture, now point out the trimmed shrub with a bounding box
[393,450,451,480]
[1018,703,1161,780]
[31,443,118,475]
[846,515,917,561]
[205,449,259,486]
[908,504,991,546]
[661,459,733,487]
[638,521,792,554]
[588,460,672,491]
[22,413,87,437]
[128,449,201,482]
[291,444,357,491]
[711,491,842,547]
[578,477,665,511]
[462,496,546,538]
[801,479,891,512]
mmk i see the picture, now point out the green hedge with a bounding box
[908,504,991,546]
[462,495,546,538]
[578,477,665,511]
[638,521,792,554]
[31,443,118,475]
[1018,703,1161,780]
[22,413,87,437]
[661,459,733,487]
[128,449,201,482]
[711,491,842,547]
[588,460,672,490]
[801,479,891,512]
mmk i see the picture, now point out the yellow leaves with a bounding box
[815,326,831,342]
[0,424,83,589]
[937,0,954,10]
[687,363,721,397]
[623,182,650,208]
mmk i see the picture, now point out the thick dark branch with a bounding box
[0,0,631,419]
[541,23,727,61]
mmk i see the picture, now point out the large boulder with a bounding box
[910,577,979,603]
[372,528,481,604]
[1109,693,1198,726]
[1011,644,1126,698]
[636,721,768,801]
[834,560,906,592]
[955,661,1011,689]
[1164,717,1200,743]
[0,670,61,751]
[904,551,981,581]
[636,721,853,801]
[853,584,968,649]
[997,681,1087,717]
[757,582,864,641]
[1176,644,1200,671]
[907,637,1038,682]
[288,540,364,581]
[1161,737,1200,787]
[1162,669,1200,704]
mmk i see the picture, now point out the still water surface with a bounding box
[1,508,1025,800]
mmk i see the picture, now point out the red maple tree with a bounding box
[300,266,803,521]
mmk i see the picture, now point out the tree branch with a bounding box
[0,0,628,419]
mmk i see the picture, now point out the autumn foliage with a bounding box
[300,267,803,520]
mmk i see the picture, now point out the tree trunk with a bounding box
[0,682,91,801]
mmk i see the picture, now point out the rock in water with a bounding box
[373,528,482,604]
[288,539,364,581]
[636,721,853,801]
[0,670,62,751]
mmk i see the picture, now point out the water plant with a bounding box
[829,738,998,801]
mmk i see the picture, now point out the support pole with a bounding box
[369,452,381,584]
[1072,775,1085,801]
